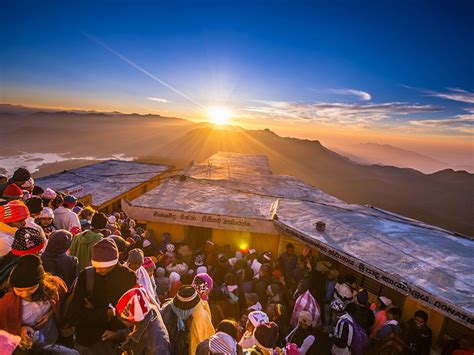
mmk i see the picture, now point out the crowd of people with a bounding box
[0,167,472,355]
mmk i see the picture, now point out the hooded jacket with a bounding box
[70,229,103,271]
[41,232,79,288]
[53,206,81,234]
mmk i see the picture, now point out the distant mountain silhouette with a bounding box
[1,109,472,237]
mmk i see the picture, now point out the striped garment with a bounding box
[333,313,354,350]
[290,290,321,327]
[209,331,237,354]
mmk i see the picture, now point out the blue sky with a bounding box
[1,0,473,140]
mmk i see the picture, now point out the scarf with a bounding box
[171,303,197,331]
[209,331,237,354]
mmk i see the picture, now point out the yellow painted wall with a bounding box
[145,221,186,242]
[210,229,281,256]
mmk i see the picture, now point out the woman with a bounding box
[0,255,76,354]
[36,207,56,237]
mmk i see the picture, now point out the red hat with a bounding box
[116,287,152,322]
[2,184,23,200]
[0,200,30,224]
[91,237,119,268]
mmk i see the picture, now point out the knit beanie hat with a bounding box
[116,287,152,323]
[63,195,77,206]
[357,289,369,306]
[91,212,108,229]
[39,207,54,219]
[192,273,214,301]
[143,257,155,271]
[0,200,30,224]
[248,311,269,328]
[26,196,43,215]
[127,248,144,265]
[11,227,46,256]
[91,238,119,268]
[32,185,44,196]
[107,215,116,224]
[45,230,72,255]
[41,188,57,200]
[2,184,23,200]
[9,254,44,288]
[254,322,278,350]
[11,168,31,183]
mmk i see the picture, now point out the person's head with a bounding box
[331,298,346,316]
[91,212,108,230]
[173,285,200,311]
[387,307,402,322]
[2,184,23,201]
[345,302,358,317]
[63,195,77,209]
[254,322,279,351]
[0,200,30,228]
[11,168,31,186]
[245,293,259,307]
[286,243,294,255]
[414,310,428,329]
[298,311,313,329]
[10,255,44,300]
[127,248,144,271]
[356,289,369,306]
[21,178,35,193]
[26,196,43,218]
[117,287,152,327]
[41,188,57,206]
[143,257,156,277]
[266,303,283,321]
[328,268,339,281]
[0,174,7,185]
[51,193,64,209]
[155,267,166,278]
[38,207,54,227]
[192,273,214,301]
[217,319,239,340]
[224,272,237,286]
[78,206,95,221]
[91,237,119,275]
[12,227,46,256]
[44,230,73,255]
[247,311,269,332]
[259,264,271,278]
[378,296,392,310]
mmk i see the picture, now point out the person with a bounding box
[402,310,432,355]
[0,168,31,198]
[125,248,158,307]
[25,196,46,238]
[352,289,375,335]
[243,321,279,354]
[0,200,30,258]
[0,226,47,295]
[196,319,243,355]
[41,229,79,288]
[323,269,339,326]
[239,310,270,349]
[41,188,57,208]
[190,273,215,355]
[70,211,107,270]
[155,267,170,303]
[115,286,170,354]
[278,243,298,285]
[37,207,56,237]
[374,306,402,342]
[0,255,76,354]
[167,271,182,298]
[78,207,95,231]
[329,299,353,355]
[143,256,157,297]
[291,280,321,327]
[369,296,392,339]
[0,174,7,185]
[2,183,24,201]
[244,293,262,312]
[53,195,81,235]
[65,238,137,354]
[285,311,317,355]
[160,285,202,354]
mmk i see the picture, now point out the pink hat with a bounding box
[192,273,214,301]
[116,287,152,322]
[143,257,156,271]
[41,188,57,200]
[91,238,119,268]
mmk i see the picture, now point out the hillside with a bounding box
[1,110,473,237]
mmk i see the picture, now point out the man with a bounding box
[25,196,46,238]
[285,311,317,354]
[329,300,353,355]
[402,310,432,355]
[54,195,81,235]
[70,212,107,270]
[160,285,202,354]
[352,289,375,334]
[375,306,402,341]
[190,273,215,354]
[239,311,270,349]
[0,200,30,258]
[116,286,170,354]
[278,243,298,284]
[66,238,136,354]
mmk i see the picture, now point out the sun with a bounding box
[207,106,232,125]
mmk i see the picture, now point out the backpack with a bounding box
[343,318,369,355]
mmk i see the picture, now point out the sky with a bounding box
[1,0,473,160]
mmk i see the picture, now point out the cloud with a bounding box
[409,113,474,134]
[403,85,474,104]
[147,97,169,103]
[244,100,442,125]
[327,88,372,101]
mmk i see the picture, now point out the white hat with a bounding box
[379,296,392,307]
[108,215,116,224]
[39,207,54,219]
[249,249,257,255]
[248,310,269,327]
